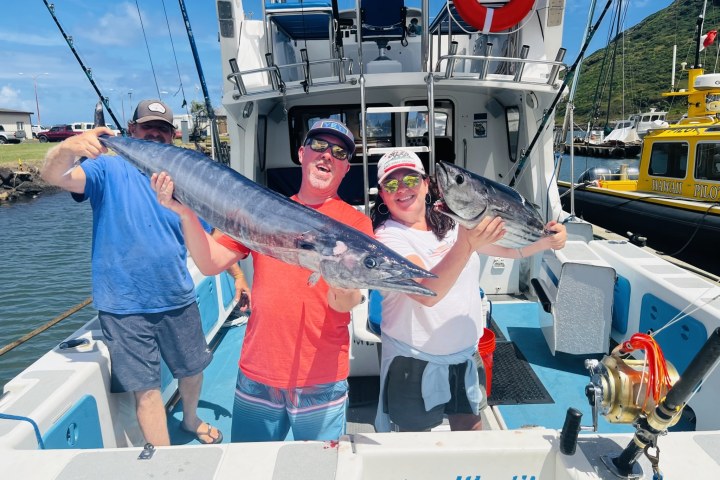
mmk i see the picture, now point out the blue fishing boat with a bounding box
[1,1,719,478]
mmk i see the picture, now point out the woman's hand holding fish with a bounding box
[543,221,567,250]
[458,216,506,252]
[151,172,191,218]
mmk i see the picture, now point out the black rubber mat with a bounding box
[348,376,380,407]
[487,341,554,406]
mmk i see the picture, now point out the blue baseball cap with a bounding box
[305,119,356,157]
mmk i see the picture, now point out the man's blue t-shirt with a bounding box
[76,155,197,314]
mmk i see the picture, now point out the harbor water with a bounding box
[0,193,95,388]
[0,153,639,389]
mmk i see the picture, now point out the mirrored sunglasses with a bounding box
[305,138,349,161]
[381,173,423,193]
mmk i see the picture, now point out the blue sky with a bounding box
[0,0,673,127]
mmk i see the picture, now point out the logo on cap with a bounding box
[146,102,167,114]
[319,121,349,136]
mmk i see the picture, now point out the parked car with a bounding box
[31,125,48,138]
[70,122,94,132]
[0,126,25,144]
[70,121,122,136]
[37,125,81,143]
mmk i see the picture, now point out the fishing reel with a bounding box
[585,355,680,429]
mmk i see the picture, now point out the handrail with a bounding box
[0,298,93,357]
[228,56,351,98]
[433,54,568,85]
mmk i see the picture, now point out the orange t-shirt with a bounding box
[216,196,373,388]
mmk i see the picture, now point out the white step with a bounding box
[365,106,428,114]
[368,146,429,155]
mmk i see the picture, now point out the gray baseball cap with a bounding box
[132,100,174,127]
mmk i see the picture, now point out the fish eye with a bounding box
[455,174,464,185]
[298,241,315,250]
[363,256,378,269]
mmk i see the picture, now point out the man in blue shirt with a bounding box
[40,100,223,446]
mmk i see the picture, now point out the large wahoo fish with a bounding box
[434,161,550,248]
[98,135,436,296]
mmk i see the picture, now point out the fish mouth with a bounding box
[373,277,436,297]
[432,199,451,214]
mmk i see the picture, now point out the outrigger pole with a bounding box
[177,0,225,164]
[42,0,125,136]
[509,0,614,188]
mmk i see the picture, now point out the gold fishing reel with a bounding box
[586,355,680,425]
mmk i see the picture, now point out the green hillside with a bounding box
[565,0,720,126]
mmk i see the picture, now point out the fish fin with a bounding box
[62,157,87,176]
[93,101,106,128]
[307,272,321,286]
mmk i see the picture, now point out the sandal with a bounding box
[180,422,223,444]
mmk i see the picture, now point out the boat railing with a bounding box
[227,51,352,99]
[433,49,567,87]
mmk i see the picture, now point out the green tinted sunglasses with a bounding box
[381,174,423,193]
[305,138,349,161]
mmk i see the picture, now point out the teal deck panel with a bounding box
[169,323,246,445]
[491,301,634,434]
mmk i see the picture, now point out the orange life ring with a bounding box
[453,0,536,33]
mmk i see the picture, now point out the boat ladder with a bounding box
[357,74,437,212]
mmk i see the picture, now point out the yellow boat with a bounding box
[558,67,720,275]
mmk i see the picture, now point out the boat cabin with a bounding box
[633,124,720,202]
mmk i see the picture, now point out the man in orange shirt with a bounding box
[152,119,370,442]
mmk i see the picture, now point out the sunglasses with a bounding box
[305,138,349,161]
[381,173,423,193]
[137,123,174,134]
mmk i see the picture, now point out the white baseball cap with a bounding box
[377,149,426,184]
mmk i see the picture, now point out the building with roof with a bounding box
[0,108,33,140]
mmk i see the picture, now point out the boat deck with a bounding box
[167,296,638,446]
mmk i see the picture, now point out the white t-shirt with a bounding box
[375,220,484,355]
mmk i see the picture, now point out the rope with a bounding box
[161,0,190,112]
[135,0,162,98]
[0,413,45,449]
[0,298,92,357]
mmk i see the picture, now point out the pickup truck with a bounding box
[70,121,121,136]
[0,126,25,144]
[37,125,81,143]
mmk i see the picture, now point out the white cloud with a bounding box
[80,3,143,47]
[0,31,64,48]
[0,85,33,112]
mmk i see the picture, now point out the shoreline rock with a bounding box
[0,166,59,203]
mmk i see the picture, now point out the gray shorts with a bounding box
[99,302,213,393]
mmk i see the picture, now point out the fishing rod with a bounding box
[0,298,92,357]
[509,0,614,188]
[42,1,125,135]
[177,0,225,164]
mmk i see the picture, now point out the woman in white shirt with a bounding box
[371,149,567,432]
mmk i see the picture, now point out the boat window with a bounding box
[287,105,396,164]
[648,142,688,179]
[406,111,448,137]
[506,106,520,163]
[695,143,720,181]
[404,99,455,164]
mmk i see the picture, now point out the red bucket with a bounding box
[477,328,496,396]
